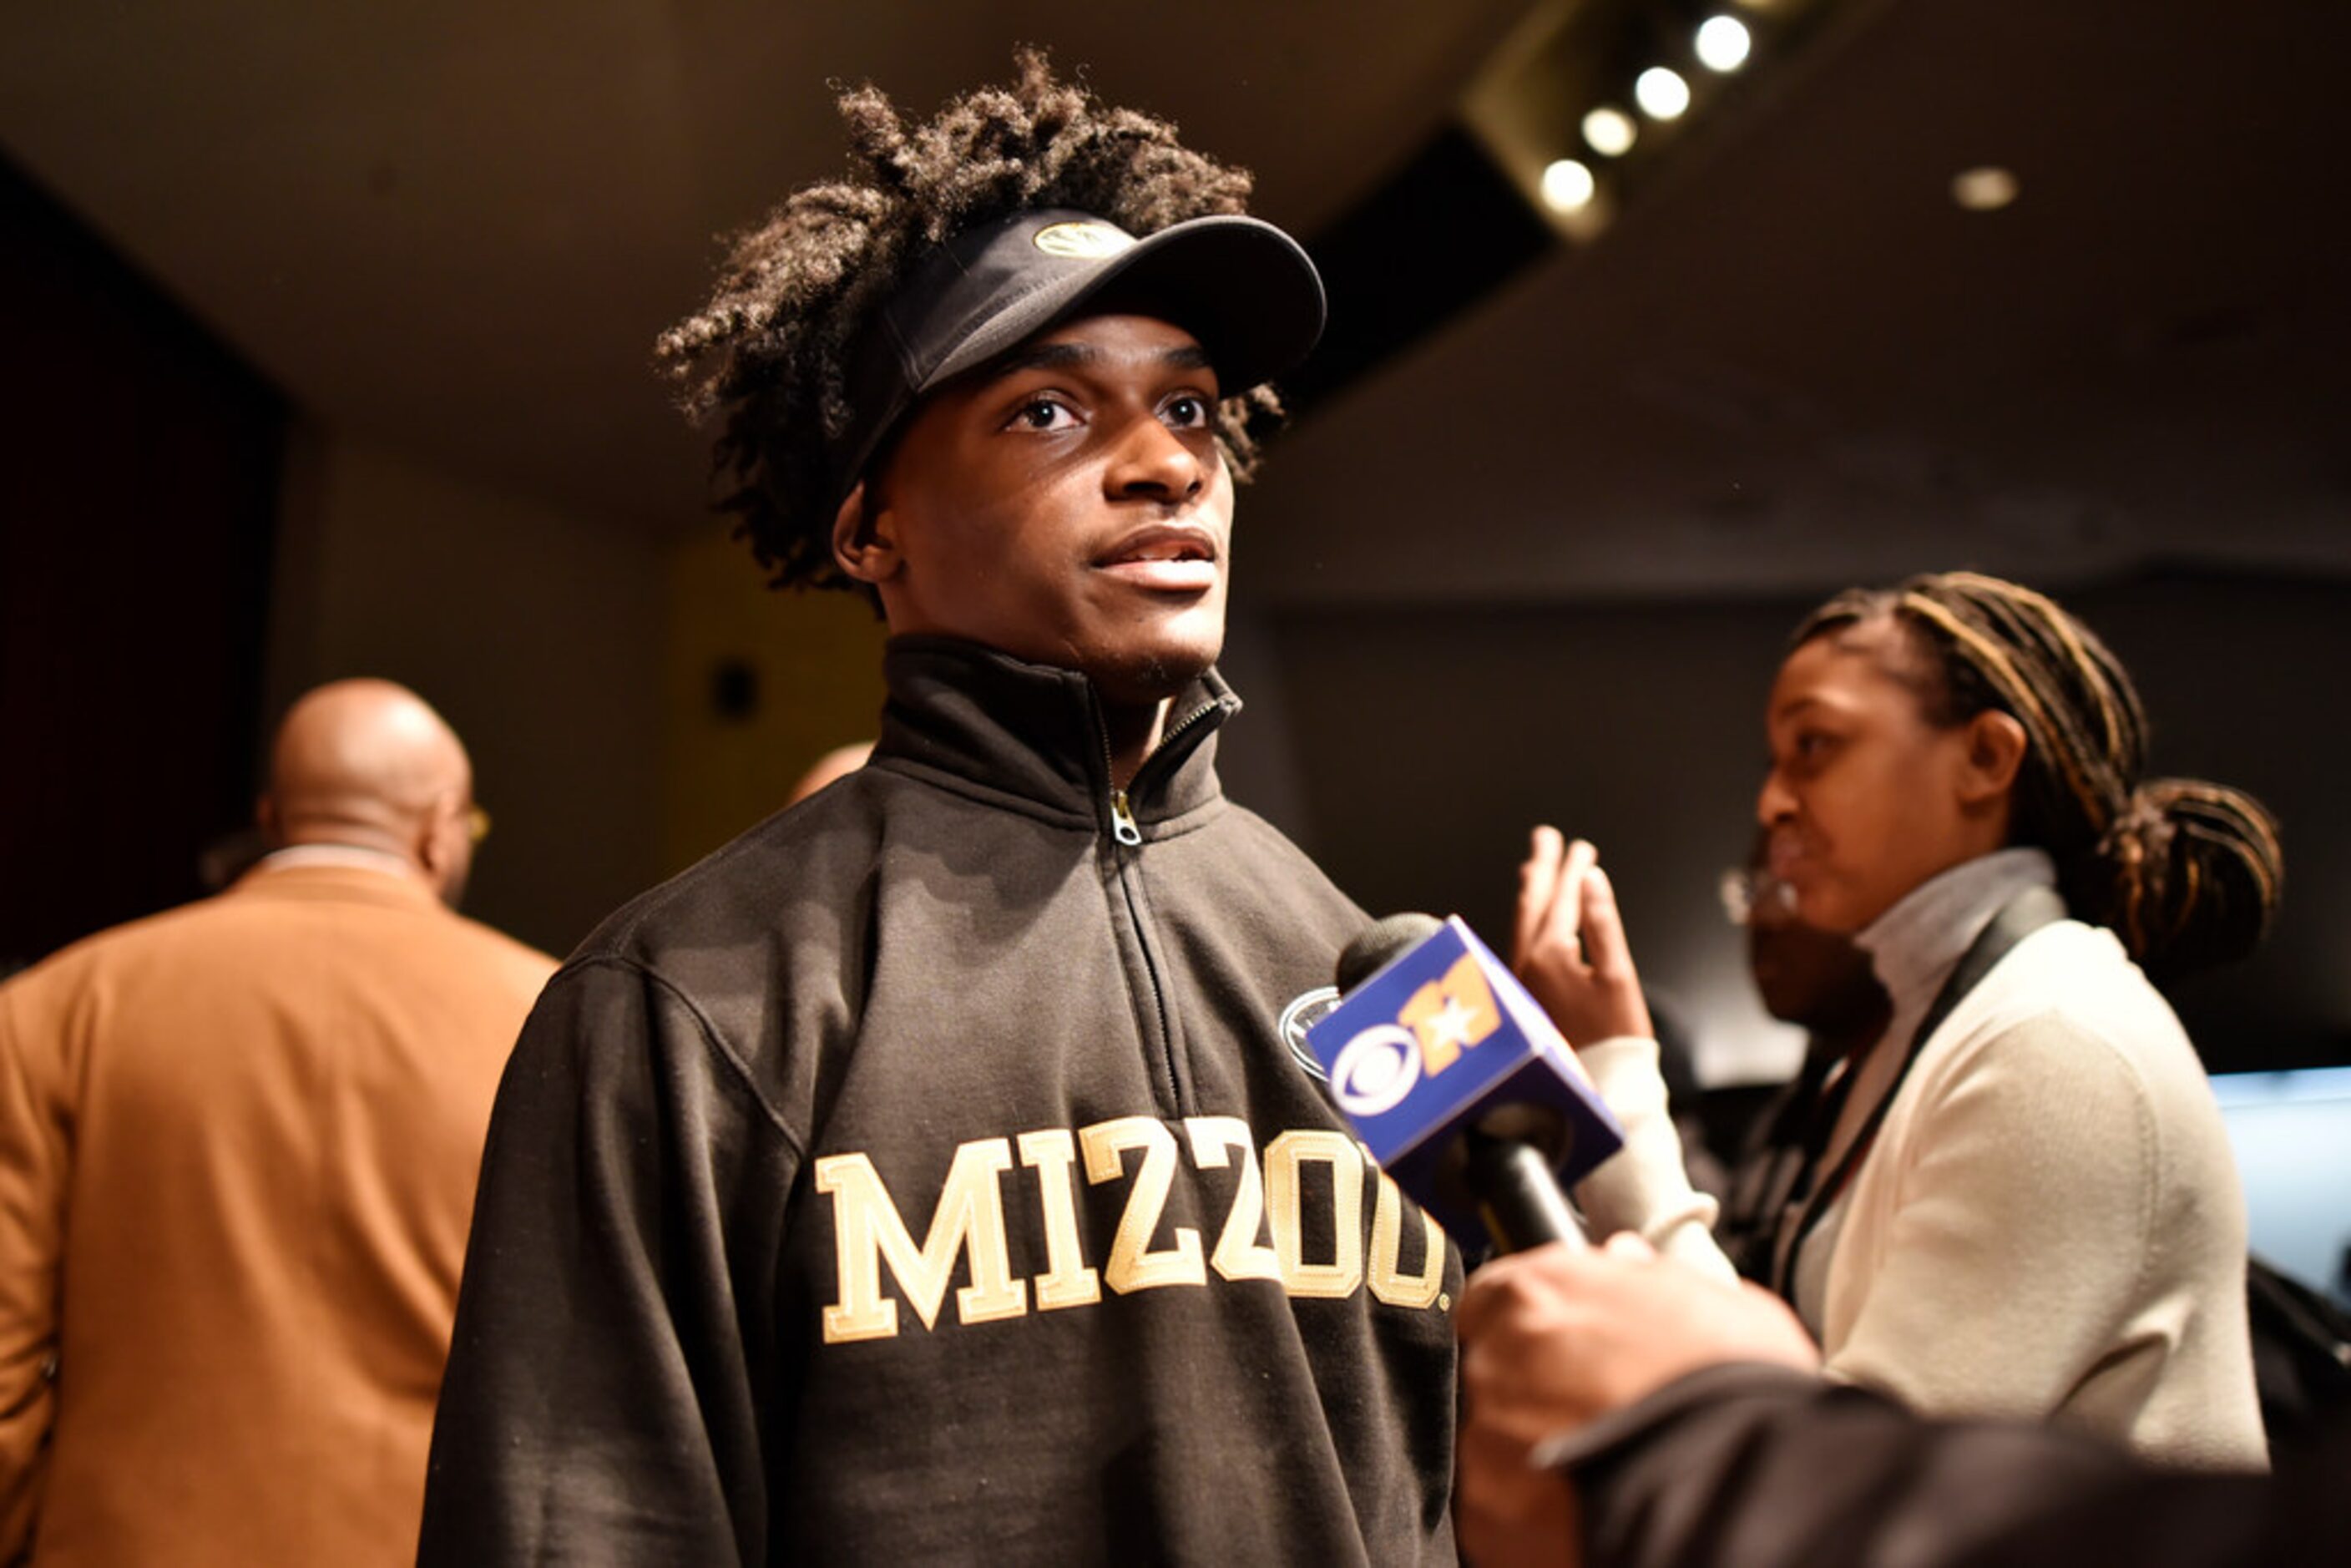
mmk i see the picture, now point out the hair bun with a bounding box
[2099,779,2282,979]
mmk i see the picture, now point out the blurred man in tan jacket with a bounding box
[0,679,554,1565]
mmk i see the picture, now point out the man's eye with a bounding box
[1012,398,1078,431]
[1164,394,1211,429]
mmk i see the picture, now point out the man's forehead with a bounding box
[1017,311,1211,354]
[980,313,1216,379]
[824,210,1321,513]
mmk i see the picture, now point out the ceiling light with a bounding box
[1696,17,1752,72]
[1540,158,1597,213]
[1581,107,1637,157]
[1950,166,2020,211]
[1635,67,1691,119]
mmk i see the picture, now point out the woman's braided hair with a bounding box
[654,49,1285,593]
[1794,570,2283,980]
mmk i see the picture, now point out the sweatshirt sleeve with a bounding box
[1550,1363,2283,1568]
[1571,1037,1738,1284]
[417,957,804,1565]
[0,981,64,1560]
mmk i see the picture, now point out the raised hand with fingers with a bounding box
[1513,827,1653,1049]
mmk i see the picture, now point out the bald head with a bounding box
[260,679,478,904]
[787,741,873,807]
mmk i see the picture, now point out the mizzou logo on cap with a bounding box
[1033,220,1136,260]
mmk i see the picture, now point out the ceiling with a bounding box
[0,0,1526,530]
[4,0,2346,600]
[1246,0,2351,602]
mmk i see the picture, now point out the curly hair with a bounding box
[1794,571,2283,981]
[655,49,1287,593]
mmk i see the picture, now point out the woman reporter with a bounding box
[1522,570,2280,1469]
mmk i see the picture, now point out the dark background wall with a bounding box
[0,157,666,970]
[265,429,668,959]
[0,157,281,973]
[3,3,2345,1081]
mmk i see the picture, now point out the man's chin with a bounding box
[1086,634,1222,711]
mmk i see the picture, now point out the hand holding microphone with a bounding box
[1453,1235,1821,1568]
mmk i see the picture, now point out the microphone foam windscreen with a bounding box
[1336,913,1445,993]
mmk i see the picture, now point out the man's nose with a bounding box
[1106,417,1207,501]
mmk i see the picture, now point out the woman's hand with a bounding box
[1514,826,1653,1048]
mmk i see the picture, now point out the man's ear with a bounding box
[1958,710,2029,808]
[831,482,902,585]
[413,791,468,898]
[413,794,452,870]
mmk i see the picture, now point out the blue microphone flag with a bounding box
[1304,916,1625,1237]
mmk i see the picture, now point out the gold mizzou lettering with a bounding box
[814,1120,1454,1342]
[1080,1116,1209,1292]
[1184,1116,1283,1283]
[1264,1130,1365,1298]
[1016,1128,1102,1310]
[814,1142,1028,1343]
[1367,1159,1447,1308]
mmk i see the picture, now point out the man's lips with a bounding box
[1093,524,1221,592]
[1765,832,1812,883]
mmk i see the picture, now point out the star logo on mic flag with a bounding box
[1397,953,1502,1075]
[1425,999,1481,1059]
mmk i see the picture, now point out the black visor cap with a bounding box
[831,209,1326,513]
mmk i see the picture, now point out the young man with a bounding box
[418,57,1461,1562]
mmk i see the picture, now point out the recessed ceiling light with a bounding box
[1541,159,1597,212]
[1696,17,1752,73]
[1951,165,2020,211]
[1635,67,1691,119]
[1582,107,1637,157]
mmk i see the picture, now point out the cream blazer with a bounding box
[1577,918,2266,1471]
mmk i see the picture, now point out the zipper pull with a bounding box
[1110,789,1143,847]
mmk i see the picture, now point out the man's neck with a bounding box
[271,823,427,880]
[260,842,426,883]
[1101,698,1170,789]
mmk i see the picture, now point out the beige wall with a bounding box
[265,427,896,954]
[268,427,668,957]
[660,534,887,874]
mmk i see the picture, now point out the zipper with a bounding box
[1095,695,1225,1116]
[1134,697,1222,796]
[1105,736,1180,1107]
[1112,840,1183,1111]
[1098,692,1221,841]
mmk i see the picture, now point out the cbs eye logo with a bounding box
[1328,1024,1424,1116]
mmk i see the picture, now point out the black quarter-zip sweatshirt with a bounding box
[418,637,1463,1565]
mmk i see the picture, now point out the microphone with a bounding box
[1308,913,1622,1253]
